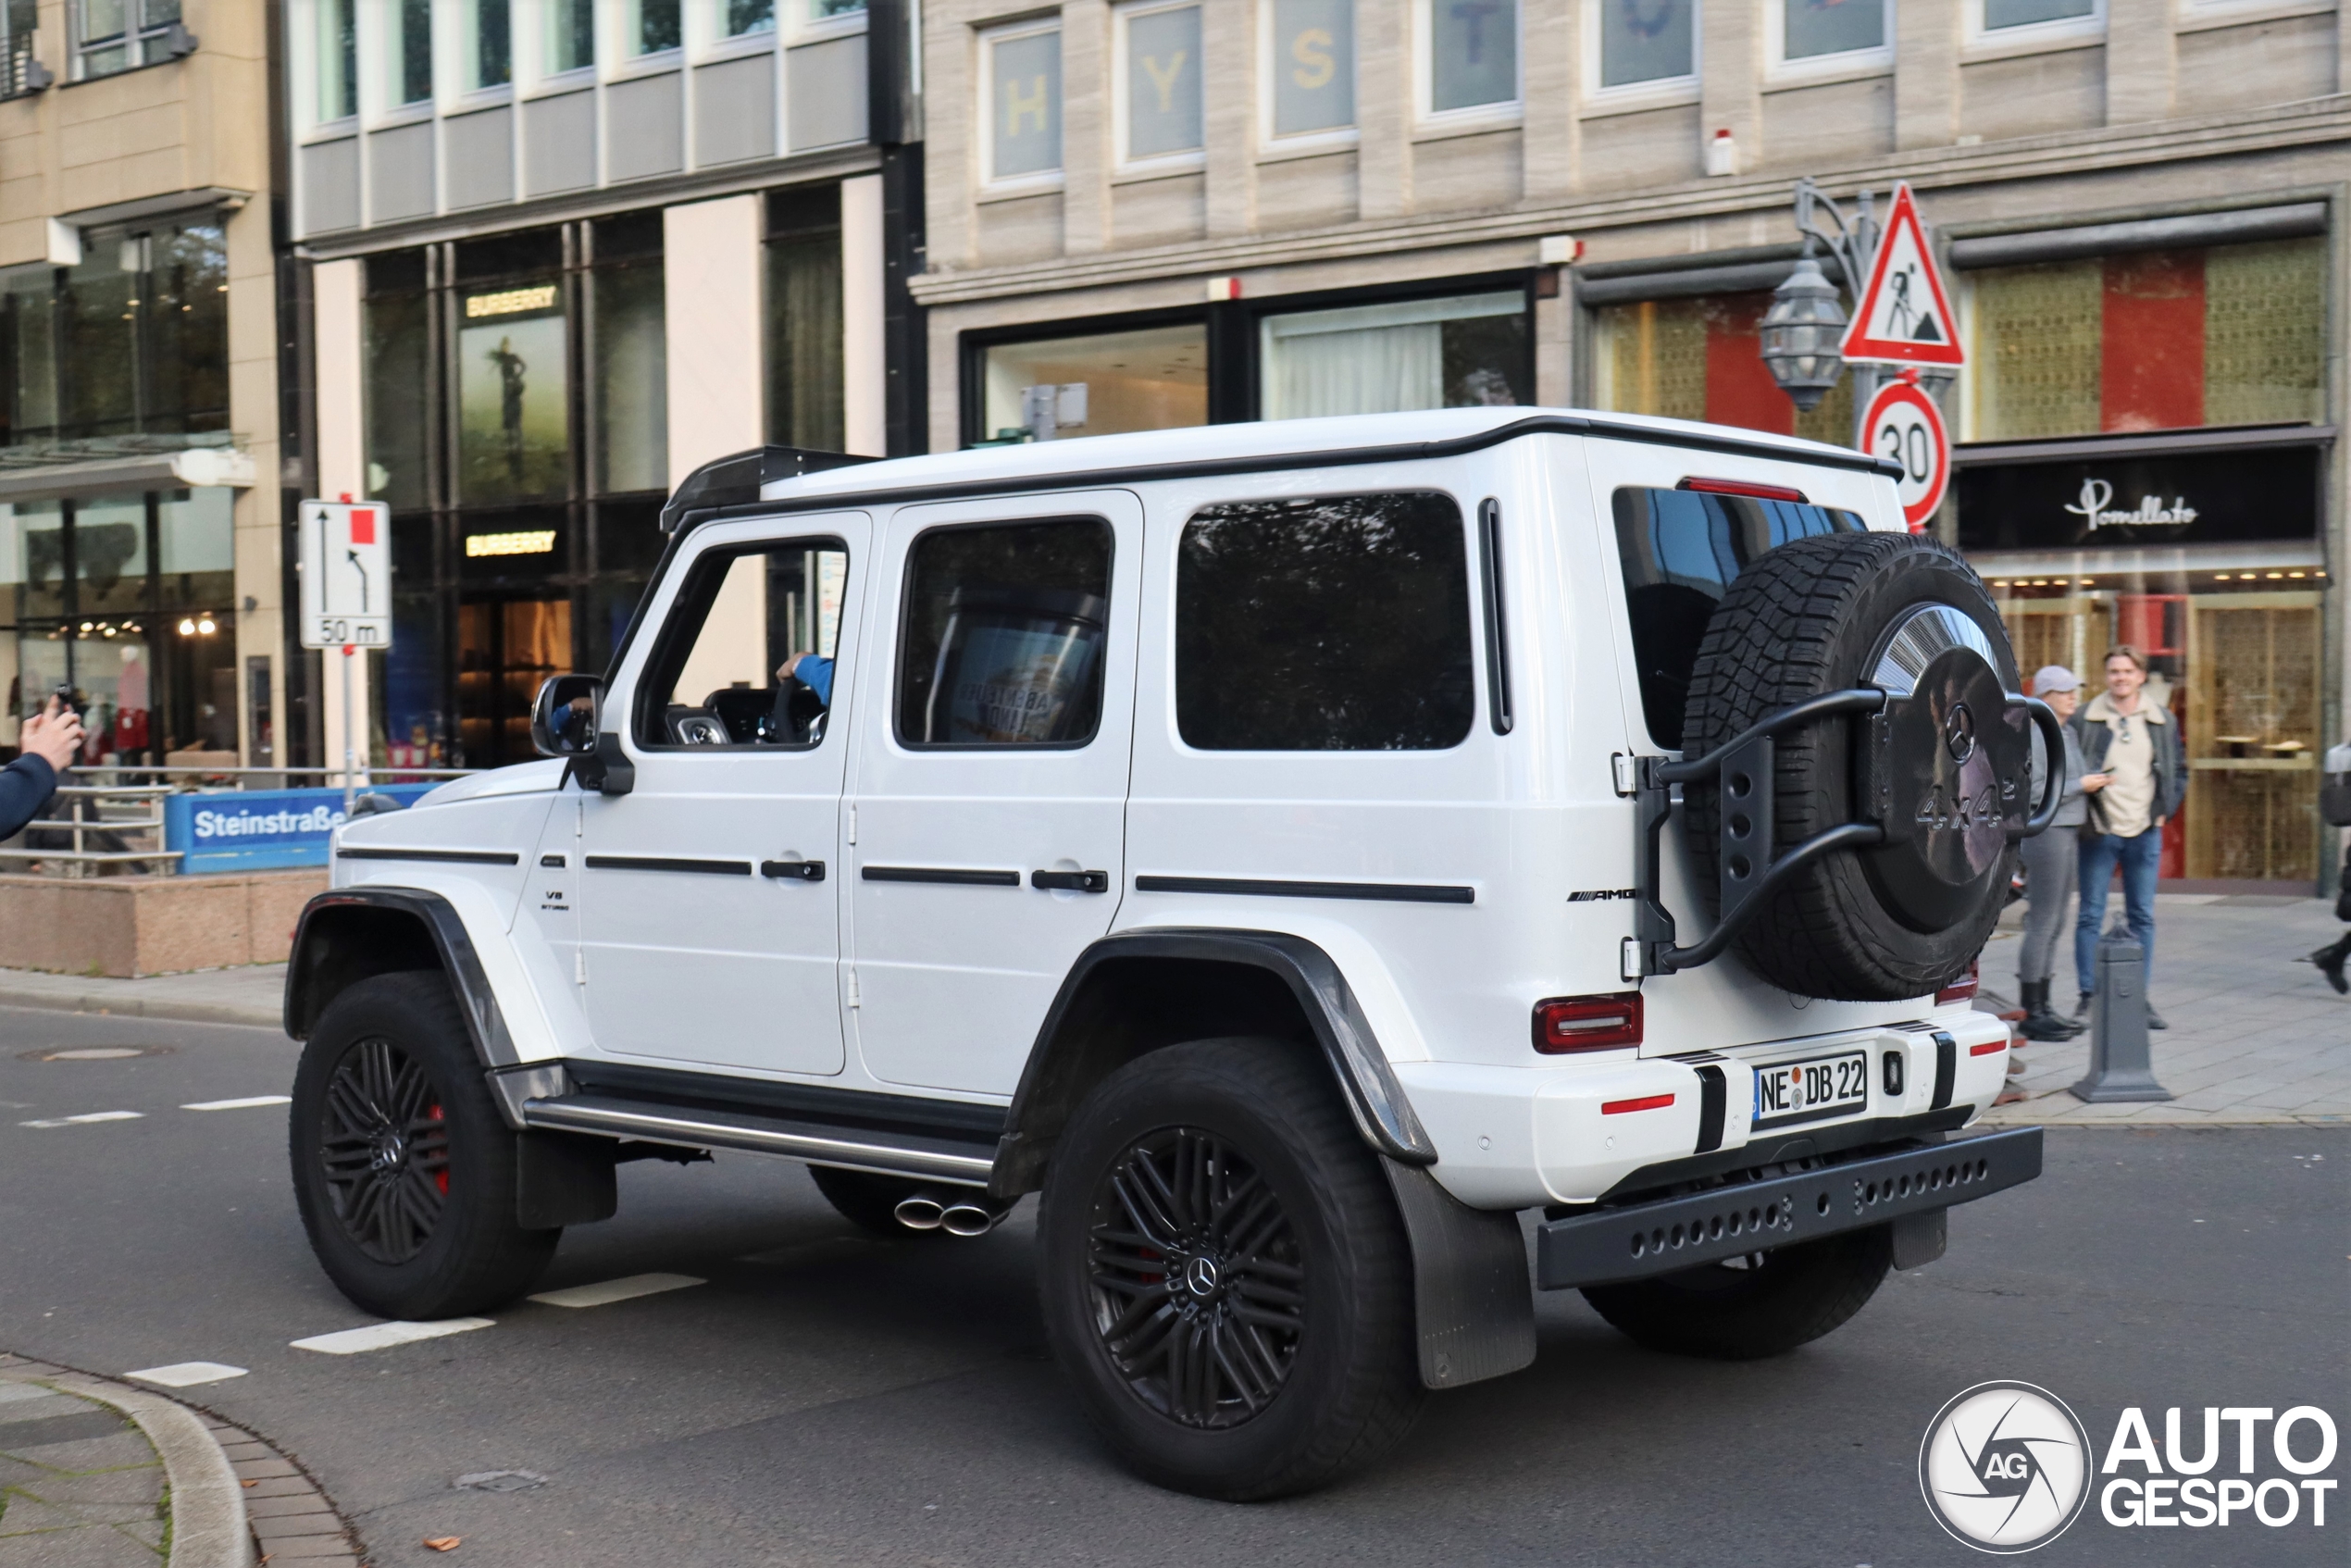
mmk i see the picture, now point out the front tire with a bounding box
[290,971,559,1319]
[1582,1225,1892,1360]
[1038,1039,1424,1500]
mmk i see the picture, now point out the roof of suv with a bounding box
[755,406,1902,511]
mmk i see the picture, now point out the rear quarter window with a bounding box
[1177,492,1474,751]
[1612,487,1863,749]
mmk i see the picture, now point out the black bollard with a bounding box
[2069,937,2172,1102]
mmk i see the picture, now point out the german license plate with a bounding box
[1753,1050,1871,1129]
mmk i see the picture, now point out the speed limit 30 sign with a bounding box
[1860,375,1949,532]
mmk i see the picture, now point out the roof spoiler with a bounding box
[658,446,880,535]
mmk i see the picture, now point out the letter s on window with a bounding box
[1291,27,1333,88]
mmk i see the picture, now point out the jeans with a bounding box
[2075,827,2162,997]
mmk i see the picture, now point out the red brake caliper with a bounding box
[428,1102,448,1194]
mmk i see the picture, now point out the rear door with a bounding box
[842,491,1143,1096]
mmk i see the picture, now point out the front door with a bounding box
[576,516,865,1076]
[844,492,1142,1096]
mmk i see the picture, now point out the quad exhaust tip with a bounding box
[893,1193,1008,1237]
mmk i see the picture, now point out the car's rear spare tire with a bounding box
[1681,530,2028,1001]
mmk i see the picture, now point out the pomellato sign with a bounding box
[1954,440,2320,553]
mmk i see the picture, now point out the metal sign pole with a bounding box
[340,644,355,815]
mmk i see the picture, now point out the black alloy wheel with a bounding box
[1088,1126,1304,1428]
[317,1038,451,1264]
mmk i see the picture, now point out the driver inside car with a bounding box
[776,651,832,705]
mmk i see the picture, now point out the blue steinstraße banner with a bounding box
[164,785,439,874]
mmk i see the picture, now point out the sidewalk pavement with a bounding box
[0,964,284,1029]
[1979,893,2348,1127]
[0,891,2337,1125]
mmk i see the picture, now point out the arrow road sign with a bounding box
[1842,183,1966,368]
[298,500,392,651]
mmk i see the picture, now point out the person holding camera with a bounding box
[0,696,85,840]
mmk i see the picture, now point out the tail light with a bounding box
[1934,961,1980,1006]
[1534,992,1643,1053]
[1677,477,1810,504]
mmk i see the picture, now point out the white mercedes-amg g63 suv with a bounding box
[286,408,2056,1500]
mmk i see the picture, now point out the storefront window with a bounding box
[365,253,431,511]
[1123,3,1202,161]
[765,188,845,452]
[1590,292,1856,446]
[1596,0,1694,88]
[455,275,566,504]
[1269,0,1354,136]
[0,218,226,448]
[1428,0,1517,114]
[591,214,667,494]
[981,324,1208,442]
[1261,292,1526,421]
[984,20,1063,181]
[1967,239,2325,441]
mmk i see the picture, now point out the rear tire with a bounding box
[806,1164,944,1237]
[1038,1038,1424,1500]
[289,971,559,1319]
[1582,1225,1892,1360]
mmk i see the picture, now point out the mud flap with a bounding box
[1891,1206,1948,1270]
[1381,1160,1536,1390]
[516,1130,618,1229]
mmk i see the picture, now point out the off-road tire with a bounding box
[1038,1038,1424,1500]
[807,1164,946,1237]
[290,971,559,1318]
[1582,1225,1893,1360]
[1683,530,2019,1000]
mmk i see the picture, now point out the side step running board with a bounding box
[520,1092,996,1188]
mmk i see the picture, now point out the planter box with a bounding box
[0,869,327,977]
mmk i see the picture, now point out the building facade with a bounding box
[0,0,280,768]
[913,0,2348,890]
[282,0,922,769]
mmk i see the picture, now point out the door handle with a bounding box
[1030,869,1110,893]
[761,859,827,881]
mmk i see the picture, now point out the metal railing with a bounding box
[0,764,481,877]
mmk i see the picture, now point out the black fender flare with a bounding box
[996,927,1532,1389]
[285,887,519,1071]
[993,927,1437,1196]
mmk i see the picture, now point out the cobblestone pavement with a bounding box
[1982,893,2348,1126]
[0,1379,166,1566]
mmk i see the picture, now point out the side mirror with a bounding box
[531,675,604,757]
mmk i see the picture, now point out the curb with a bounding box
[1,1356,358,1567]
[0,986,280,1031]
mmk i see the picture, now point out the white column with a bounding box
[840,173,888,457]
[664,194,768,486]
[313,258,372,787]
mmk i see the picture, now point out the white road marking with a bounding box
[290,1319,494,1355]
[180,1096,293,1112]
[126,1363,249,1388]
[527,1273,705,1309]
[45,1048,143,1061]
[19,1111,143,1127]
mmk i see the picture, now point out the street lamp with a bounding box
[1759,254,1848,412]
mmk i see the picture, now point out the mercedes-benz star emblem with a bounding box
[1919,1381,2091,1553]
[1946,702,1978,763]
[1183,1256,1221,1298]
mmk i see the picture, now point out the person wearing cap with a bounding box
[2071,644,2186,1029]
[2017,666,2090,1042]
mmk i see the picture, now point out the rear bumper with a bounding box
[1534,1126,2042,1290]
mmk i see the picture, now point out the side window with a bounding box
[895,517,1112,747]
[636,540,849,747]
[1611,487,1862,748]
[1176,492,1474,751]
